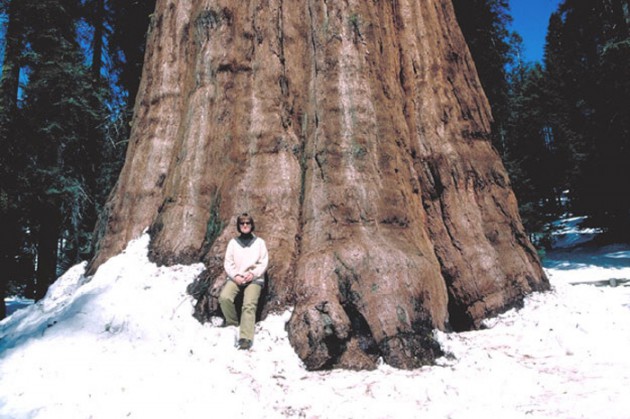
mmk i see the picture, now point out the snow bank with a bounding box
[1,234,629,418]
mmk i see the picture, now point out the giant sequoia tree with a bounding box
[90,0,548,370]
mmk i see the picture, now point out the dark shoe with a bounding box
[237,339,253,350]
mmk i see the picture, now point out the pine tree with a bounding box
[451,0,520,154]
[0,0,27,317]
[591,0,630,237]
[19,0,107,297]
[504,62,558,244]
[71,1,156,253]
[542,11,575,194]
[543,0,630,239]
[1,0,153,305]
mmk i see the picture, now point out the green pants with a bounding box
[218,280,262,341]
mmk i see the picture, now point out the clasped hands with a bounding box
[234,272,254,286]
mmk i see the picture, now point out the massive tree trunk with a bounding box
[89,0,548,370]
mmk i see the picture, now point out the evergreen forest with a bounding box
[1,0,628,319]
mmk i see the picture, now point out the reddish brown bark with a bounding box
[89,0,548,370]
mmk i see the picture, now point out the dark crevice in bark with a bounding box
[310,301,346,369]
[216,63,252,73]
[343,302,379,358]
[332,254,381,368]
[446,74,473,123]
[398,46,407,92]
[307,0,320,75]
[295,139,307,263]
[276,1,286,68]
[391,0,402,31]
[314,152,326,181]
[379,329,443,369]
[445,286,474,331]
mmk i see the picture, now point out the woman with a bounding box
[218,213,269,350]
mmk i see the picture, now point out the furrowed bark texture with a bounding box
[90,0,549,370]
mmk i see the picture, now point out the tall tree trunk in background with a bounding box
[0,2,22,118]
[0,0,25,319]
[90,0,104,82]
[89,0,548,370]
[34,203,61,300]
[0,271,5,319]
[82,0,106,261]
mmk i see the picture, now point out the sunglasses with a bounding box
[239,221,252,225]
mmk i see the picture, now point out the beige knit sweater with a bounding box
[224,235,269,286]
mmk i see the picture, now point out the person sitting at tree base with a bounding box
[218,213,269,350]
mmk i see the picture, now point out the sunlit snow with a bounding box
[1,223,629,418]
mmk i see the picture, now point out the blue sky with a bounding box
[509,0,564,62]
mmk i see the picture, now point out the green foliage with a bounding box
[17,0,107,285]
[348,13,362,40]
[452,0,520,154]
[0,0,154,299]
[542,0,630,239]
[503,62,560,238]
[455,0,630,242]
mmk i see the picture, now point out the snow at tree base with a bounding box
[1,217,629,418]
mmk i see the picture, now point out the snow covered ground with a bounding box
[1,221,629,418]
